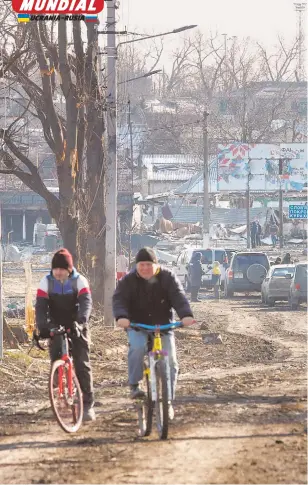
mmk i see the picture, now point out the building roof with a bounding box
[174,159,218,194]
[228,81,307,98]
[170,206,268,225]
[143,154,202,182]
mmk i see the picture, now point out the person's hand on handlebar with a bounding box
[35,327,51,339]
[181,317,196,327]
[117,318,130,329]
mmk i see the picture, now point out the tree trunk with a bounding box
[58,212,78,263]
[82,25,106,305]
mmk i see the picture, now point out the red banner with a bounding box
[12,0,104,14]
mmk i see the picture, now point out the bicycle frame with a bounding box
[51,329,74,399]
[33,326,83,433]
[149,328,172,402]
[130,322,182,402]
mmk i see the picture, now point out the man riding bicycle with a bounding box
[112,247,195,419]
[35,248,95,422]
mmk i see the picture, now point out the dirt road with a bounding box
[0,295,306,484]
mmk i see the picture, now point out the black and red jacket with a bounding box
[35,268,92,331]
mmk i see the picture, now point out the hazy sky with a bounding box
[100,0,303,70]
[118,0,298,43]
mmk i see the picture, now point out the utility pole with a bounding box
[128,99,134,268]
[279,159,284,249]
[246,161,251,249]
[0,204,3,359]
[294,2,306,81]
[104,0,117,326]
[202,111,210,247]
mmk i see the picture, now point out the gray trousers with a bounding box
[127,329,179,398]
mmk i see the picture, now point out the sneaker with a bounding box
[130,384,146,399]
[168,403,175,421]
[83,406,96,422]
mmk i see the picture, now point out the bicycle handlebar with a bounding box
[130,322,183,331]
[50,326,69,336]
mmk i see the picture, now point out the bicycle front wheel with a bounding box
[155,359,169,440]
[137,362,153,437]
[49,359,83,433]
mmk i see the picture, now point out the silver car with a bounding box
[261,265,295,306]
[289,262,308,310]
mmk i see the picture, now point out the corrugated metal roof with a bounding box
[143,154,202,167]
[170,205,203,224]
[174,159,218,194]
[170,206,268,225]
[148,169,194,181]
[143,154,202,182]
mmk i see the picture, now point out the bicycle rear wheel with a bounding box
[49,359,83,433]
[137,362,153,437]
[155,359,169,440]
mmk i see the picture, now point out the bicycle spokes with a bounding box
[137,362,153,437]
[155,360,169,440]
[49,360,83,433]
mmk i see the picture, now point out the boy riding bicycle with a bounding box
[112,247,195,418]
[35,248,95,422]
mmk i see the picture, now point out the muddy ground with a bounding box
[0,292,307,484]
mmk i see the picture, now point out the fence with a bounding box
[3,262,48,342]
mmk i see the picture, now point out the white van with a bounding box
[174,247,229,290]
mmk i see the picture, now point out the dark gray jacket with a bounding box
[113,267,193,326]
[189,258,203,287]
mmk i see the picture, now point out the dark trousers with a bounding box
[251,233,256,248]
[49,331,94,406]
[191,286,200,301]
[256,234,261,246]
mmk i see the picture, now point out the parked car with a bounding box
[224,252,270,297]
[261,264,295,306]
[288,262,308,310]
[224,248,238,267]
[174,247,228,290]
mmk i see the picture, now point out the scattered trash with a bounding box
[202,333,223,345]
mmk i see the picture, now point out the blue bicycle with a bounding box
[130,321,182,440]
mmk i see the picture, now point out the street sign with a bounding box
[288,205,308,219]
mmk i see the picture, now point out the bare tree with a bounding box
[257,37,300,82]
[0,9,105,300]
[146,32,306,150]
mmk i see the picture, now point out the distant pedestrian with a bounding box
[211,261,221,299]
[189,252,203,302]
[269,222,279,248]
[250,221,257,248]
[256,221,262,247]
[282,253,293,264]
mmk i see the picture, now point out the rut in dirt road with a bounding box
[0,297,306,484]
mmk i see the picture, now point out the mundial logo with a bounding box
[12,0,104,14]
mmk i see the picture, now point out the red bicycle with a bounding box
[34,326,83,433]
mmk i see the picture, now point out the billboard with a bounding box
[217,143,307,192]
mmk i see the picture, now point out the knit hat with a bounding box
[135,247,158,264]
[52,248,73,272]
